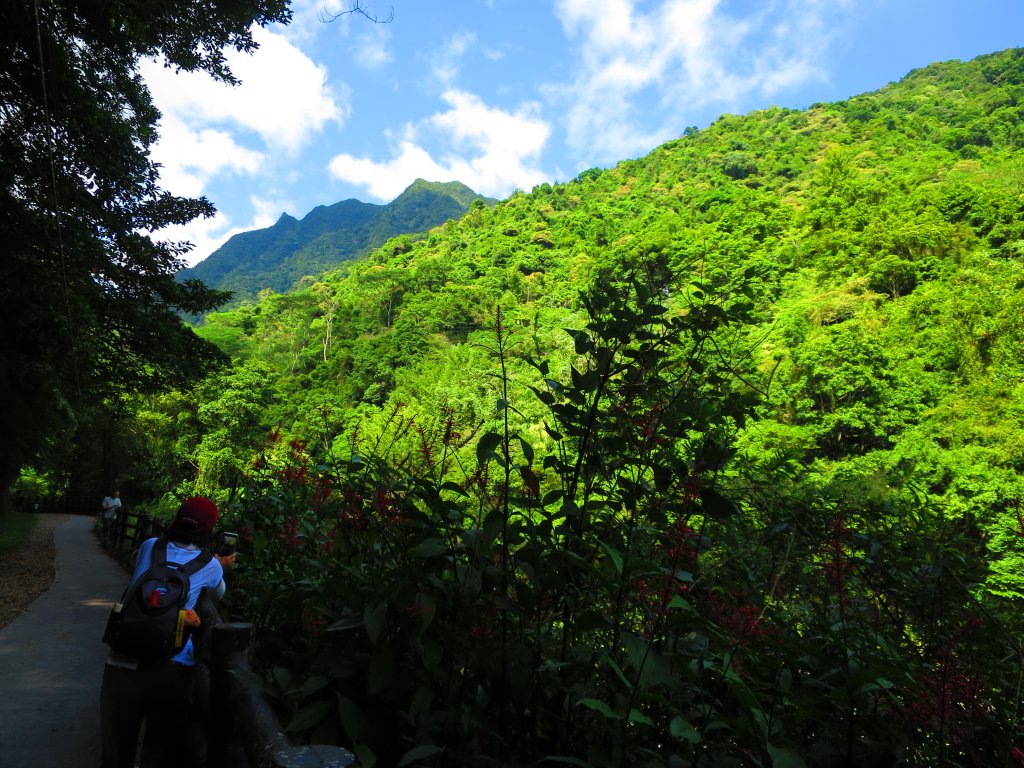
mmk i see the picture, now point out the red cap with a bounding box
[175,496,219,534]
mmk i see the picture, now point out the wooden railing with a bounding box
[104,508,356,768]
[20,493,95,516]
[105,506,168,551]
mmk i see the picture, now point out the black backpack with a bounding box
[103,539,213,661]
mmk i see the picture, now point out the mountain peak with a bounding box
[398,179,491,208]
[179,181,492,305]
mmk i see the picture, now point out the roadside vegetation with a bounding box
[12,30,1024,768]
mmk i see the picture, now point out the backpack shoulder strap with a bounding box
[179,549,214,576]
[151,537,169,565]
[119,538,170,601]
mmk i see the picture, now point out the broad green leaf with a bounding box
[517,435,535,463]
[408,538,448,558]
[272,665,293,693]
[573,331,593,354]
[353,743,377,768]
[336,693,361,741]
[416,593,437,632]
[476,431,503,464]
[666,594,693,611]
[577,698,621,720]
[326,615,364,632]
[857,677,896,694]
[285,699,332,732]
[542,489,563,506]
[301,674,329,698]
[364,602,387,643]
[768,745,808,768]
[439,481,468,497]
[700,488,738,518]
[543,756,593,767]
[528,385,555,405]
[670,716,701,745]
[724,658,760,711]
[600,652,634,689]
[599,540,624,574]
[397,744,444,766]
[628,708,654,726]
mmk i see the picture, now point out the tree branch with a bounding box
[319,2,395,23]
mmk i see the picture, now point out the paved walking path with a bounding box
[0,514,127,767]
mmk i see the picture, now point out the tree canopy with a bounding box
[0,0,290,499]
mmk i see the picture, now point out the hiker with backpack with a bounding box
[99,496,237,768]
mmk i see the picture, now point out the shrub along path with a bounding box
[0,514,126,767]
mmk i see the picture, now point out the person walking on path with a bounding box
[0,513,128,767]
[100,490,122,544]
[99,496,237,768]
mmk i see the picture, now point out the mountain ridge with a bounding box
[180,179,495,303]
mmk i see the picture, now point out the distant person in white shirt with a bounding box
[100,490,121,544]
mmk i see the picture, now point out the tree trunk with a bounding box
[0,462,21,525]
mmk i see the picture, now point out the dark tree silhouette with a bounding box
[0,0,292,511]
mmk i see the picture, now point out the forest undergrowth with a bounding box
[217,270,1024,768]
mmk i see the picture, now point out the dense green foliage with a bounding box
[121,49,1024,766]
[181,179,495,304]
[0,0,294,504]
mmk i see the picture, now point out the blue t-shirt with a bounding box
[129,537,225,666]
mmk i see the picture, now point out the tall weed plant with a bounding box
[221,266,1023,768]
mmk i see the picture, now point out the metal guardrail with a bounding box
[100,508,356,768]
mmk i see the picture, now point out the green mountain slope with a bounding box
[127,49,1024,766]
[182,46,1024,575]
[179,179,494,302]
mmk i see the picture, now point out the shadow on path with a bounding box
[0,514,127,767]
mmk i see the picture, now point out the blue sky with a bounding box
[142,0,1024,266]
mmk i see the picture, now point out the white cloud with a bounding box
[150,115,265,198]
[432,32,477,85]
[159,211,232,269]
[142,26,345,153]
[352,24,394,69]
[327,90,550,201]
[143,25,346,262]
[248,195,294,230]
[551,0,842,162]
[275,0,335,42]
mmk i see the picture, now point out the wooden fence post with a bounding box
[133,512,149,546]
